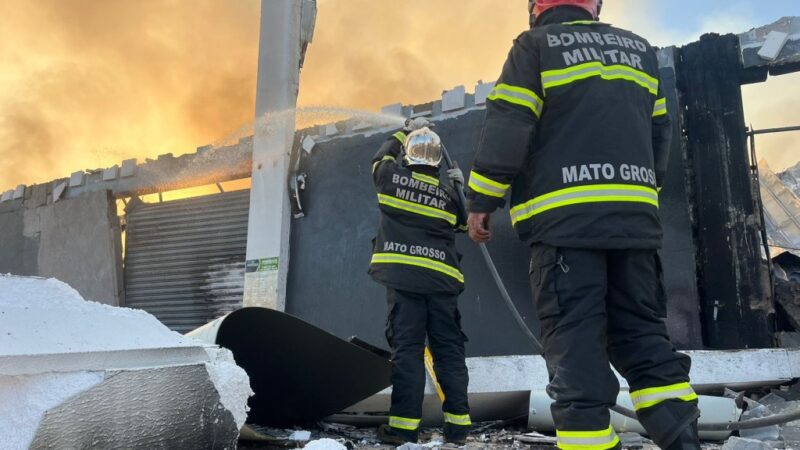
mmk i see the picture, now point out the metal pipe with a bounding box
[746,125,800,136]
[748,126,775,305]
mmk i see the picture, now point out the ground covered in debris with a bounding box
[239,422,691,450]
[240,384,800,450]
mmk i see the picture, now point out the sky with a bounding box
[0,0,798,191]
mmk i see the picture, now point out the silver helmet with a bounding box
[403,127,442,167]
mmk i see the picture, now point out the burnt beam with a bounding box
[677,33,775,349]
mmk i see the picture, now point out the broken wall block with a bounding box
[68,172,84,188]
[324,124,339,137]
[351,121,372,132]
[51,182,67,203]
[474,81,496,105]
[1,191,11,202]
[120,159,137,178]
[381,103,404,118]
[442,85,466,112]
[302,136,316,154]
[102,166,119,181]
[12,185,25,200]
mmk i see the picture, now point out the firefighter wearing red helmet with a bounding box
[467,1,700,449]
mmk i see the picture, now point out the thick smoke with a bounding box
[0,0,796,190]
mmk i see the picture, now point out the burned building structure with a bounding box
[1,17,799,355]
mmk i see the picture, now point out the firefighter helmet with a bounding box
[529,0,602,21]
[403,127,442,167]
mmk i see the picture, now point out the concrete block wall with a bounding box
[0,190,123,306]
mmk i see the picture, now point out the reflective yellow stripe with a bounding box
[542,62,658,95]
[389,416,421,431]
[372,155,396,173]
[377,193,456,226]
[653,98,668,117]
[510,184,659,225]
[393,131,407,144]
[630,382,698,411]
[457,224,469,232]
[487,83,545,118]
[444,412,472,426]
[412,172,439,187]
[468,171,511,198]
[371,253,464,283]
[557,426,619,450]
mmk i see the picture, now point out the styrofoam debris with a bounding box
[739,405,781,441]
[0,275,252,447]
[0,275,193,356]
[203,347,253,430]
[722,436,776,450]
[303,438,347,450]
[291,430,312,441]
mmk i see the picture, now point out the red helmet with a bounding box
[529,0,602,20]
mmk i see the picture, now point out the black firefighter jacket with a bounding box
[467,8,673,250]
[369,131,468,294]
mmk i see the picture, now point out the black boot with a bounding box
[666,421,700,450]
[443,422,470,446]
[377,424,419,445]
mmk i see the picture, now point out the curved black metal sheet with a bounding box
[216,307,392,427]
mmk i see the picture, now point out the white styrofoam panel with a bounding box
[758,30,790,61]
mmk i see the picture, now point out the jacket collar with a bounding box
[535,6,594,27]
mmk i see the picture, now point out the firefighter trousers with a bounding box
[385,288,470,429]
[530,245,699,449]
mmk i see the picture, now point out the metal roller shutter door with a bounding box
[124,190,249,333]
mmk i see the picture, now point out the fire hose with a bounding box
[438,141,800,431]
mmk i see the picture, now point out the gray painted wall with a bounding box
[286,104,703,356]
[0,201,38,275]
[0,191,123,306]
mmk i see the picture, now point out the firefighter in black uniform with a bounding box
[370,120,471,445]
[466,1,701,449]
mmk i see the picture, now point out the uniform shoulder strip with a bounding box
[487,83,545,118]
[372,155,396,174]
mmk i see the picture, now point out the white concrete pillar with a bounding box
[244,0,316,310]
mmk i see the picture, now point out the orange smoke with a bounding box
[0,0,797,192]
